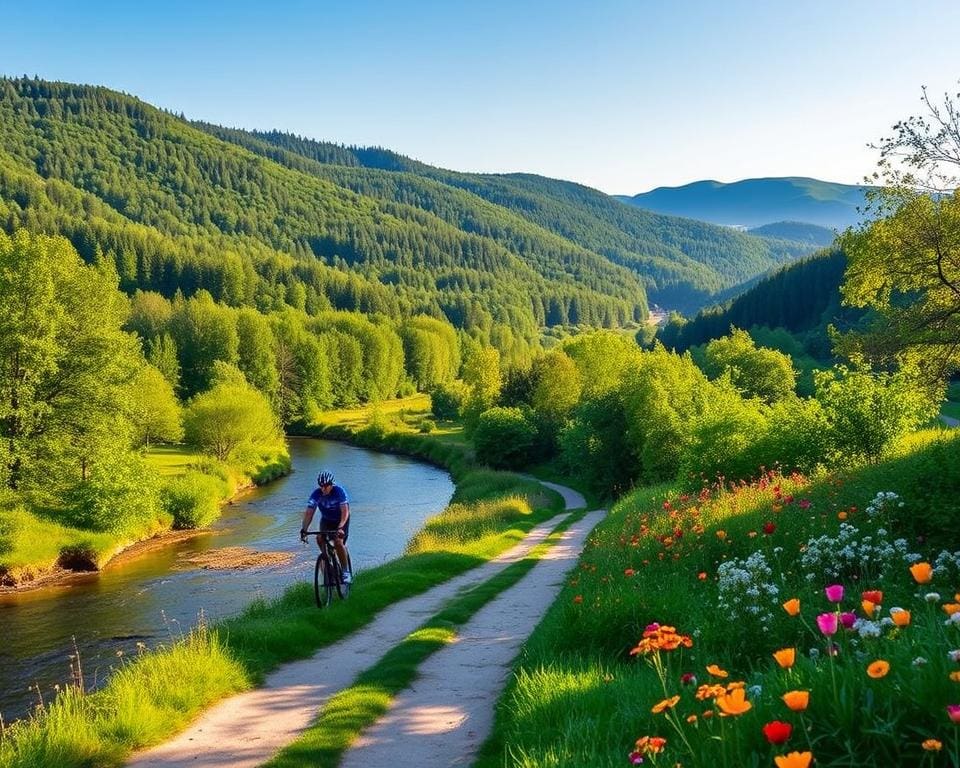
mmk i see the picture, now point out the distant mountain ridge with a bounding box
[617,177,870,230]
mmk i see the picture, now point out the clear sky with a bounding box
[3,0,958,193]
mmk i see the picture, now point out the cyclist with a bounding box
[300,470,352,584]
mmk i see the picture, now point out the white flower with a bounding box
[947,649,960,662]
[913,657,928,666]
[926,592,942,603]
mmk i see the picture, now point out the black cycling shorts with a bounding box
[319,517,350,543]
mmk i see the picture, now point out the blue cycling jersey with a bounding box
[307,484,349,523]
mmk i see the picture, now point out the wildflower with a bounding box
[763,522,776,535]
[706,664,728,678]
[652,695,681,714]
[951,671,960,682]
[680,672,697,686]
[891,608,911,627]
[748,684,763,698]
[762,720,793,745]
[624,568,635,577]
[698,572,707,581]
[773,648,796,669]
[783,598,800,616]
[862,589,883,604]
[716,687,751,716]
[838,511,848,521]
[944,603,960,616]
[926,592,941,603]
[950,650,960,663]
[824,584,844,602]
[854,619,881,638]
[633,736,667,756]
[695,684,727,700]
[782,690,809,711]
[922,739,943,751]
[630,625,694,655]
[947,705,960,723]
[798,499,811,509]
[573,595,583,604]
[867,660,890,678]
[861,599,876,618]
[808,648,820,660]
[910,562,934,584]
[774,753,813,768]
[913,657,928,667]
[686,714,697,723]
[840,612,857,629]
[716,530,727,540]
[816,612,838,636]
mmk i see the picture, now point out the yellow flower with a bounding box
[922,739,943,751]
[949,671,960,682]
[910,562,933,584]
[715,687,751,716]
[867,660,890,679]
[782,598,800,616]
[782,690,809,711]
[774,752,813,768]
[706,664,728,678]
[651,695,680,714]
[891,609,912,627]
[773,648,796,669]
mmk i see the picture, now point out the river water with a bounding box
[0,438,454,721]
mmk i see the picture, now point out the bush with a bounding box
[161,471,226,529]
[68,452,164,536]
[473,407,537,469]
[418,418,437,434]
[183,382,282,462]
[429,381,468,420]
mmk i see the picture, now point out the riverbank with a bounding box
[0,403,563,768]
[0,445,290,591]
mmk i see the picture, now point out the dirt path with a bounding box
[340,507,604,768]
[127,482,591,768]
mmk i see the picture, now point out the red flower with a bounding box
[763,720,793,744]
[763,521,776,535]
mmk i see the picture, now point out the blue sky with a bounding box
[3,0,959,193]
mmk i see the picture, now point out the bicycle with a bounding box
[303,530,352,608]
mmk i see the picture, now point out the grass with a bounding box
[0,403,564,768]
[264,510,586,768]
[142,444,203,477]
[474,427,960,768]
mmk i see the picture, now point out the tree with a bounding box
[183,381,281,462]
[702,328,796,403]
[530,350,582,450]
[840,83,960,383]
[473,407,536,469]
[146,333,181,390]
[168,291,239,397]
[461,342,502,433]
[236,307,279,400]
[126,364,183,448]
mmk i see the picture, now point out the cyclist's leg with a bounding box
[333,520,351,574]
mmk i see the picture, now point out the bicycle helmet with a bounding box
[317,470,335,486]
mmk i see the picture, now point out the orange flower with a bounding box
[861,599,876,618]
[629,624,694,655]
[782,598,800,616]
[949,671,960,682]
[774,752,813,768]
[923,739,943,751]
[695,684,727,700]
[782,690,809,711]
[773,648,796,669]
[706,664,728,678]
[573,595,583,604]
[715,687,751,716]
[651,695,681,714]
[715,530,727,540]
[837,510,848,521]
[910,562,933,584]
[891,609,912,627]
[698,571,708,581]
[686,714,698,723]
[943,603,960,616]
[633,736,667,756]
[867,660,890,679]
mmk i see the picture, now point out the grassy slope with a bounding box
[476,427,960,767]
[0,405,562,768]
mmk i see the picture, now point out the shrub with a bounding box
[68,451,164,536]
[429,381,469,420]
[473,407,536,469]
[161,471,225,529]
[418,418,437,434]
[183,382,282,462]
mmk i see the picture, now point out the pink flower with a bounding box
[799,499,811,509]
[825,584,844,602]
[817,612,839,636]
[840,611,857,629]
[948,705,960,724]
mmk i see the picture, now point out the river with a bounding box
[0,437,454,721]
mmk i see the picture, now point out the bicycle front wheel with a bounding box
[314,555,334,608]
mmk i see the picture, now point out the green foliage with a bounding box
[815,364,939,463]
[161,470,226,529]
[562,330,643,399]
[125,364,183,447]
[530,351,582,437]
[417,418,436,434]
[472,407,537,470]
[399,315,460,391]
[183,381,282,462]
[68,451,164,535]
[168,291,239,397]
[560,390,636,498]
[461,344,502,434]
[429,380,468,420]
[702,327,796,403]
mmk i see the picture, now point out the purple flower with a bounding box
[825,584,844,602]
[840,611,857,629]
[817,612,839,636]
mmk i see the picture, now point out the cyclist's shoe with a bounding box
[342,570,352,585]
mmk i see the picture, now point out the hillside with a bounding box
[196,125,818,313]
[618,177,869,229]
[656,248,852,352]
[748,220,837,246]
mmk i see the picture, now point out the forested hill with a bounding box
[656,249,850,352]
[196,124,817,312]
[0,78,646,346]
[618,177,869,229]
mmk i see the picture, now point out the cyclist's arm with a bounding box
[338,502,350,530]
[301,505,316,537]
